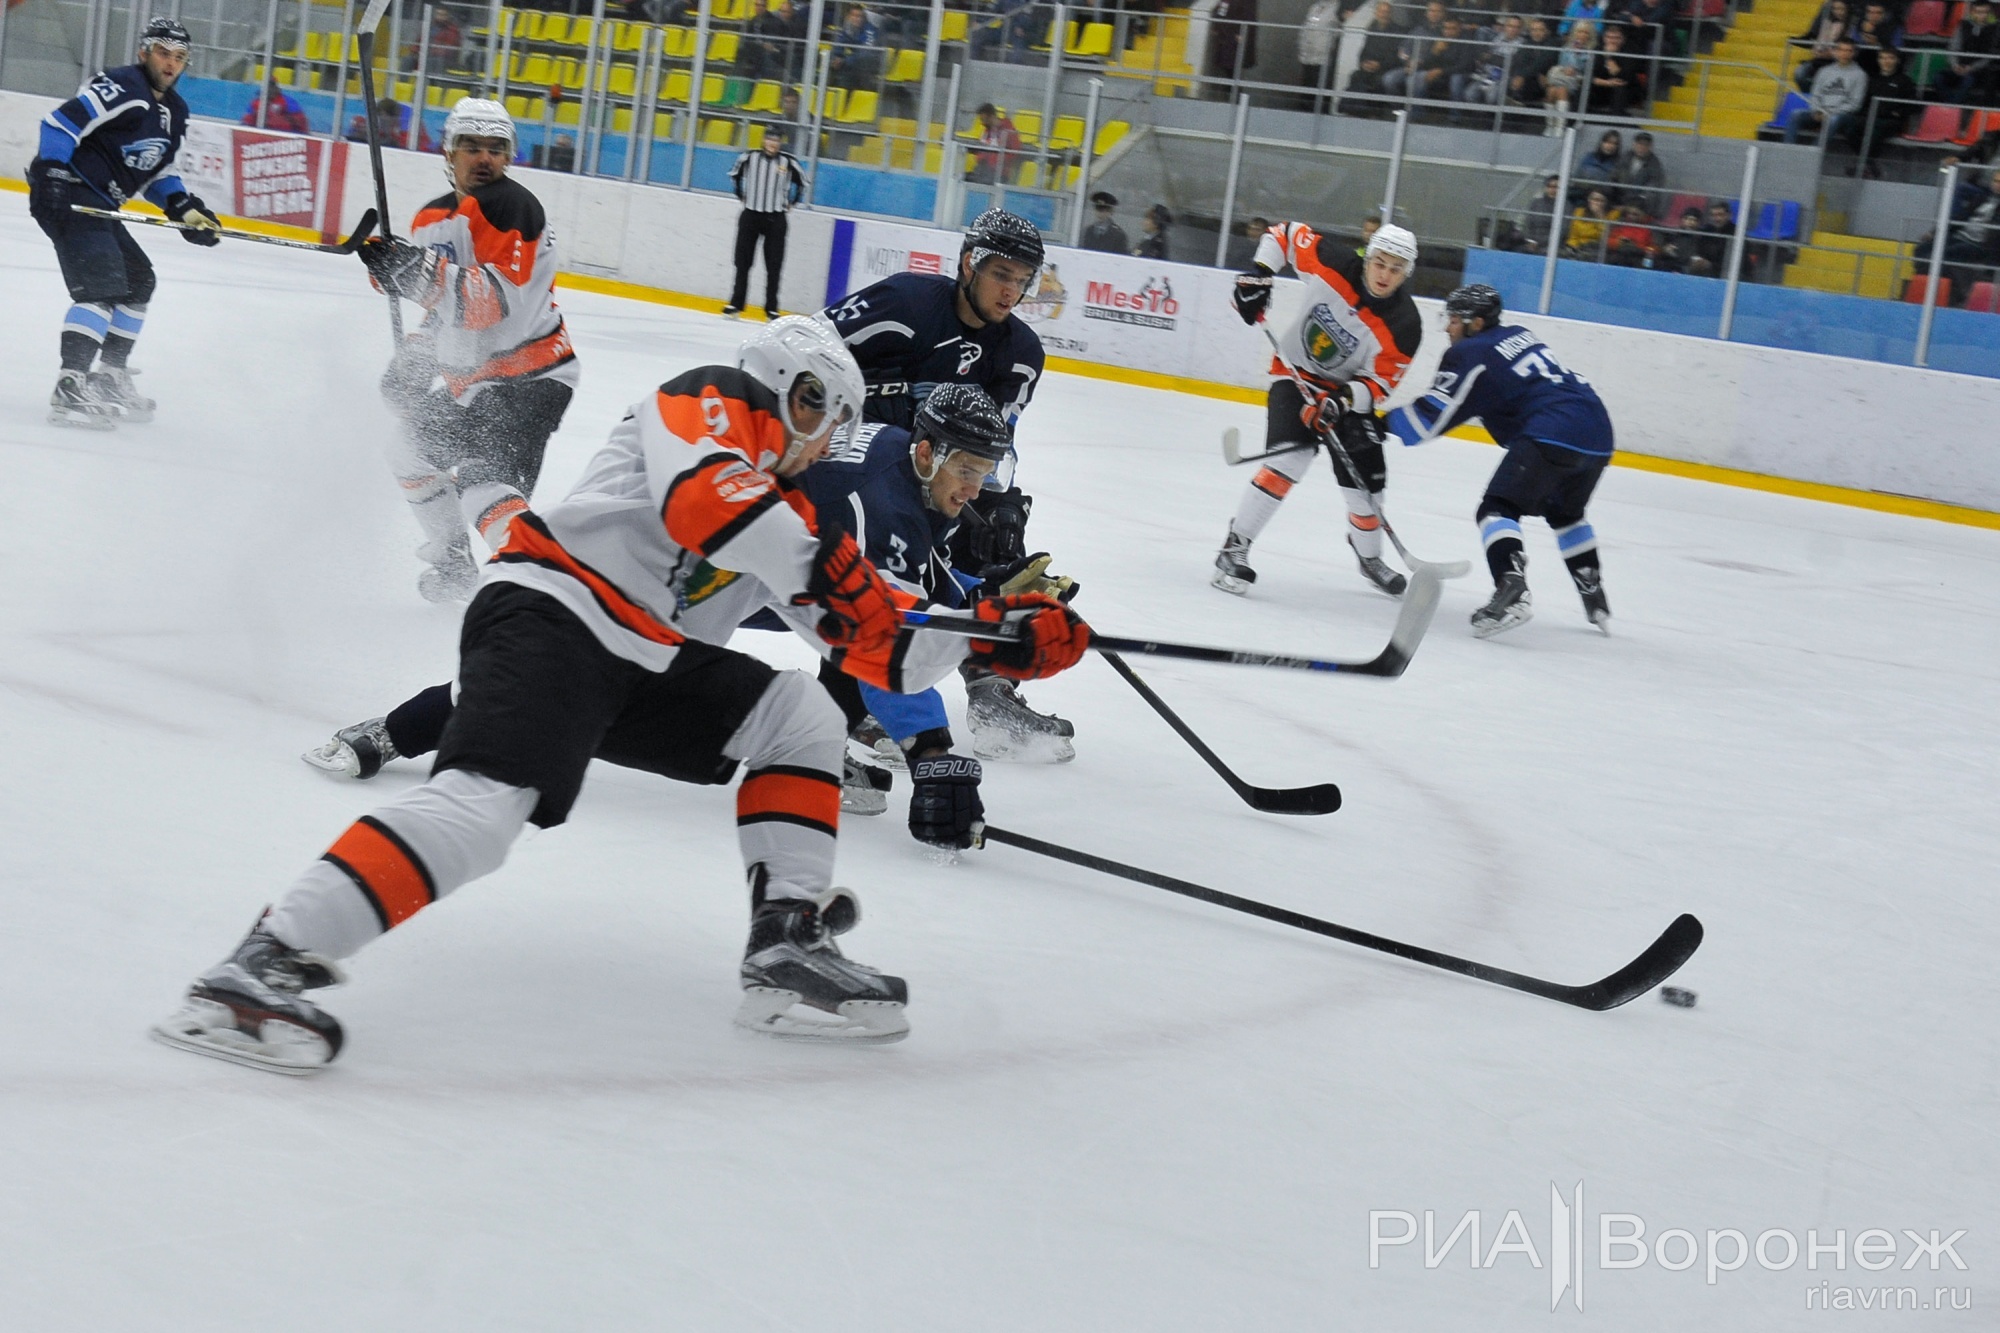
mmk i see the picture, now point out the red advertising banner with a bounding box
[231,132,349,239]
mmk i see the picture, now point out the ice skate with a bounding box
[417,537,479,603]
[1350,537,1408,597]
[850,714,906,770]
[152,915,346,1075]
[47,369,121,430]
[1470,572,1533,638]
[841,752,892,816]
[87,367,155,423]
[302,716,399,779]
[1211,525,1257,595]
[720,303,744,317]
[966,674,1075,764]
[1574,570,1611,634]
[736,887,908,1043]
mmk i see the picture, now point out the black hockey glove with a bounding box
[976,552,1078,603]
[1231,265,1275,325]
[358,236,441,300]
[908,753,984,849]
[960,486,1032,569]
[1333,410,1389,492]
[27,160,81,233]
[163,191,222,246]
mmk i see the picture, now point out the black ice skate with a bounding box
[1212,525,1257,595]
[736,884,909,1043]
[1574,569,1611,634]
[87,367,155,423]
[302,716,400,779]
[152,915,346,1075]
[841,752,892,816]
[1470,572,1534,638]
[1350,537,1408,597]
[417,537,479,603]
[850,714,906,770]
[965,673,1074,764]
[47,369,121,431]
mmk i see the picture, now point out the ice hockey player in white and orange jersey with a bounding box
[151,317,1090,1071]
[356,97,579,601]
[1212,221,1423,599]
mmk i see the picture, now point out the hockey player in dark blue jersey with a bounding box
[1386,284,1615,638]
[25,18,222,429]
[824,208,1074,758]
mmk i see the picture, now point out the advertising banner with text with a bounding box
[175,122,350,238]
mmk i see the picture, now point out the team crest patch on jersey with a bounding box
[956,343,983,375]
[1302,303,1361,368]
[679,559,741,607]
[712,465,774,504]
[122,137,171,174]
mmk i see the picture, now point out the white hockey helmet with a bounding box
[443,97,516,154]
[738,315,865,464]
[1365,223,1420,267]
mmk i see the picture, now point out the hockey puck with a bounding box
[1660,987,1698,1008]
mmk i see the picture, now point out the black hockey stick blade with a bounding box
[70,204,379,254]
[1097,648,1339,815]
[900,574,1440,678]
[979,825,1704,1011]
[1222,427,1315,467]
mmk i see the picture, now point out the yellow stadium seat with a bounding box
[743,80,782,113]
[613,21,646,53]
[553,56,586,87]
[510,10,545,43]
[540,15,570,43]
[554,100,581,125]
[391,77,414,101]
[663,68,692,102]
[504,93,533,117]
[837,89,878,124]
[1070,22,1113,57]
[701,72,728,104]
[273,66,296,87]
[663,27,696,59]
[885,48,923,82]
[708,31,740,65]
[1016,160,1042,188]
[607,63,638,97]
[654,110,676,137]
[1093,119,1129,155]
[557,16,594,48]
[702,117,737,145]
[519,52,556,85]
[1059,163,1079,190]
[847,136,886,165]
[302,32,325,61]
[611,106,633,133]
[818,86,847,119]
[1011,111,1041,144]
[1048,115,1083,150]
[940,11,967,42]
[878,116,916,139]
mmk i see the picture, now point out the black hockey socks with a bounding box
[99,332,136,369]
[1480,513,1527,585]
[384,683,455,759]
[59,330,99,373]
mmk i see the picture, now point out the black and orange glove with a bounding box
[799,526,901,655]
[357,236,440,300]
[966,592,1089,681]
[1298,380,1349,437]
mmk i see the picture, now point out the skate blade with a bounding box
[151,1000,334,1075]
[48,409,118,432]
[850,736,907,772]
[300,740,362,778]
[734,988,909,1044]
[1210,570,1251,596]
[970,729,1075,765]
[1470,606,1534,639]
[840,785,889,816]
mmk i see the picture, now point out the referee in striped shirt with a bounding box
[724,127,805,319]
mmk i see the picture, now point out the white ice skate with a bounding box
[1211,525,1257,596]
[966,675,1075,764]
[850,715,907,771]
[736,888,909,1043]
[87,367,155,423]
[1470,573,1533,638]
[152,919,346,1075]
[302,717,399,779]
[841,753,891,816]
[47,369,122,431]
[417,538,479,603]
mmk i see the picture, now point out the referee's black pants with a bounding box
[730,209,787,312]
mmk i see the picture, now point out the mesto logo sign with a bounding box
[1083,276,1179,331]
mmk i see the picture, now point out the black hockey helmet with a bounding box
[1444,283,1503,329]
[140,17,193,51]
[961,208,1046,275]
[913,383,1014,491]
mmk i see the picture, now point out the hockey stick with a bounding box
[978,825,1704,1011]
[70,204,379,254]
[900,567,1441,677]
[1221,426,1315,467]
[355,0,403,341]
[1097,648,1340,815]
[1260,328,1471,580]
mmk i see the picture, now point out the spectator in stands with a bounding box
[1510,17,1560,108]
[1654,207,1713,274]
[1387,11,1473,107]
[244,78,310,134]
[1382,0,1446,99]
[771,87,806,146]
[965,102,1022,184]
[1614,130,1664,206]
[1514,172,1562,252]
[1341,1,1407,115]
[1561,0,1605,37]
[1939,0,2000,106]
[1574,128,1624,196]
[1542,22,1598,134]
[1299,0,1345,109]
[1081,191,1131,252]
[970,0,1032,65]
[1695,199,1737,274]
[1606,202,1656,265]
[533,132,577,172]
[1621,0,1673,57]
[1918,168,2000,297]
[1854,46,1916,172]
[1584,22,1646,115]
[1459,14,1526,107]
[1563,187,1616,259]
[1853,2,1901,53]
[1787,38,1868,142]
[828,4,884,91]
[745,0,808,84]
[1134,202,1172,259]
[345,98,431,152]
[1794,0,1857,92]
[1206,0,1260,98]
[416,7,462,78]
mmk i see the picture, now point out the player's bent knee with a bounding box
[126,263,157,307]
[374,768,541,896]
[1476,496,1524,523]
[729,669,846,771]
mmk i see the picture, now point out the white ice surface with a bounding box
[0,198,1993,1331]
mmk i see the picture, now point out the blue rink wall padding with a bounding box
[1463,246,2000,380]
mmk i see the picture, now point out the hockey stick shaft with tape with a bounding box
[71,204,378,253]
[355,0,403,341]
